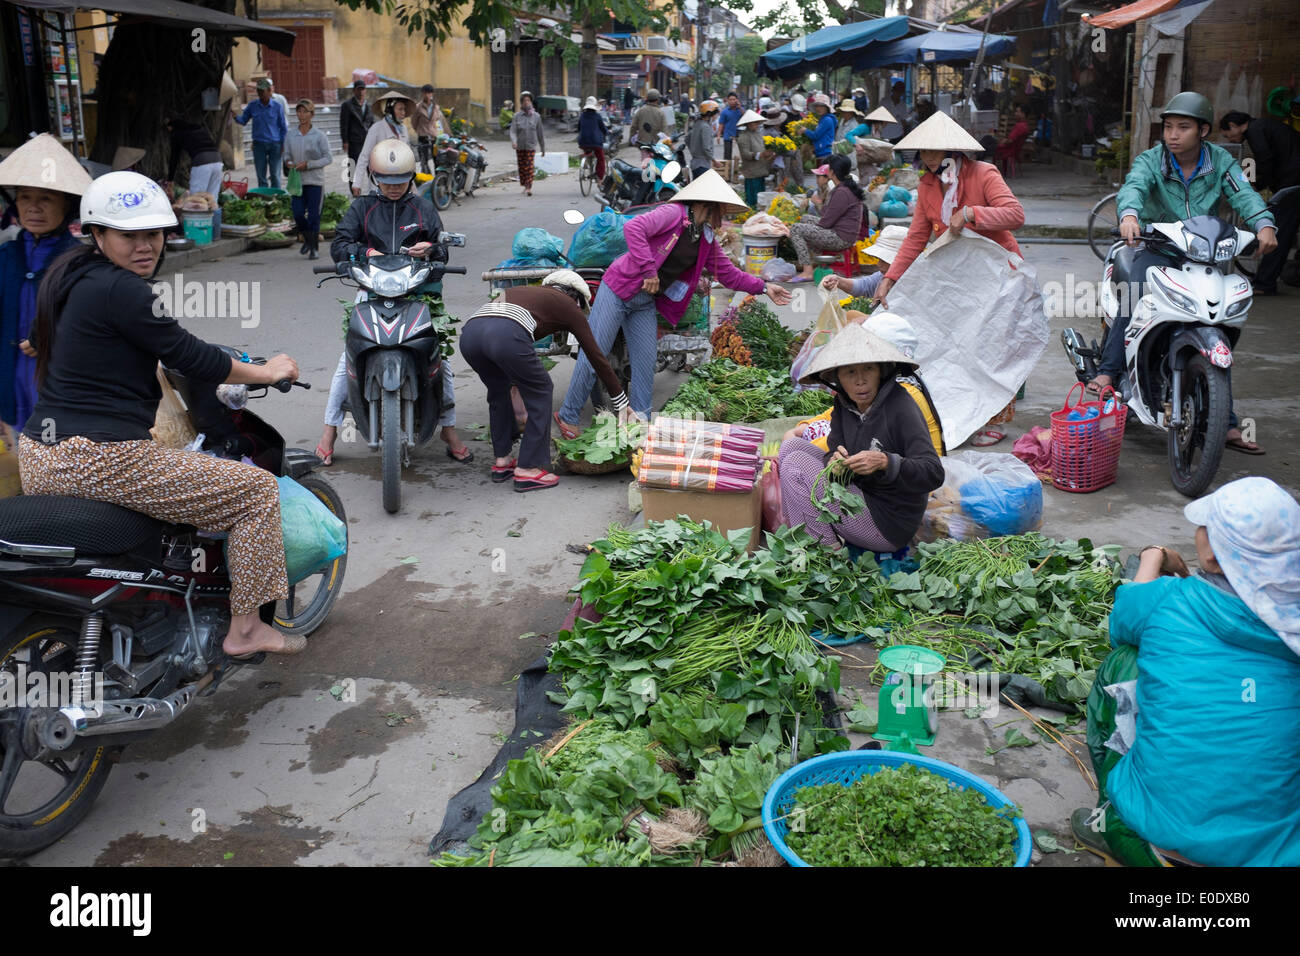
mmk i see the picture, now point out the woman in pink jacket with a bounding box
[873,112,1025,310]
[557,170,792,433]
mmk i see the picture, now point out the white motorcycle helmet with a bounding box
[542,269,592,307]
[369,138,416,186]
[80,171,177,230]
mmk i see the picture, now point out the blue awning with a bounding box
[854,31,1016,69]
[657,56,692,75]
[757,16,910,79]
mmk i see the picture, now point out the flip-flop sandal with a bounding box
[446,445,475,463]
[1225,437,1265,455]
[971,429,1006,447]
[491,458,517,483]
[228,634,307,660]
[553,412,580,440]
[315,443,334,466]
[514,471,559,493]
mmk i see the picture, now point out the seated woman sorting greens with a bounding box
[779,323,944,552]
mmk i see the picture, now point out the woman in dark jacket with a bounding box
[778,323,944,552]
[577,96,609,180]
[0,134,90,433]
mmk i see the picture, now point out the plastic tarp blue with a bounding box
[853,31,1016,69]
[658,57,692,75]
[757,16,910,79]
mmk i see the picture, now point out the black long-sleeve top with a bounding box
[167,121,222,182]
[24,256,230,442]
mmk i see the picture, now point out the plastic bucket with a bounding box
[743,236,779,275]
[182,210,215,245]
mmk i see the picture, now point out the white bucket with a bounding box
[743,236,779,275]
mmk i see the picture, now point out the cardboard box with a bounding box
[641,483,764,552]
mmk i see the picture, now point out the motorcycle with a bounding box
[1061,186,1297,496]
[314,237,467,514]
[420,135,488,212]
[0,352,344,857]
[598,137,689,211]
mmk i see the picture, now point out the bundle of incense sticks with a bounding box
[638,418,763,493]
[649,417,765,451]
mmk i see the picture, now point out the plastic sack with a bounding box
[866,183,888,213]
[789,290,849,388]
[150,364,197,449]
[887,166,920,191]
[285,167,302,197]
[277,476,347,585]
[878,199,909,219]
[855,138,895,163]
[1012,425,1053,480]
[742,212,790,237]
[567,209,630,268]
[760,256,797,281]
[760,458,785,532]
[884,185,912,204]
[510,227,565,265]
[935,451,1043,539]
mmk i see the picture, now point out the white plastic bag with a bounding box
[741,212,790,238]
[760,257,797,281]
[917,451,1042,542]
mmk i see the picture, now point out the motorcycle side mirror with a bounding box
[438,231,467,247]
[563,209,586,225]
[661,161,682,184]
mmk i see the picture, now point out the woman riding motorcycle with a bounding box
[18,171,303,658]
[317,139,470,465]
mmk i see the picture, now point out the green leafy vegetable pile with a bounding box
[552,412,647,465]
[218,197,265,226]
[662,360,832,423]
[720,300,796,371]
[339,294,460,357]
[320,192,352,223]
[811,459,865,525]
[783,763,1022,866]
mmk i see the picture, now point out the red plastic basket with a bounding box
[221,173,248,198]
[1050,382,1127,493]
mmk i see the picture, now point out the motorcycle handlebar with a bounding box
[313,264,342,274]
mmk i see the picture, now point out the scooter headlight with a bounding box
[1215,237,1236,262]
[1160,283,1198,316]
[1182,227,1212,263]
[1225,299,1249,318]
[372,268,412,297]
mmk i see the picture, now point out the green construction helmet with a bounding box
[1159,91,1213,126]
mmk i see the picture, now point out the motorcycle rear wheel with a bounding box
[0,619,117,858]
[1168,352,1230,498]
[274,474,348,636]
[381,389,403,514]
[431,170,453,211]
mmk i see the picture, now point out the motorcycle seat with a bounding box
[0,495,165,555]
[612,159,640,175]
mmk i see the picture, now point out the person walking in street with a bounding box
[21,170,304,658]
[509,91,546,197]
[461,271,630,492]
[623,87,634,115]
[788,154,863,282]
[412,83,449,174]
[0,134,90,436]
[265,78,290,136]
[578,96,609,180]
[687,99,719,179]
[340,80,374,172]
[1220,109,1300,295]
[555,171,793,431]
[164,112,223,199]
[284,99,331,259]
[234,78,288,189]
[735,110,774,209]
[631,88,667,148]
[352,90,414,196]
[719,91,744,166]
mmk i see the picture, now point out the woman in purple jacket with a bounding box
[556,170,792,433]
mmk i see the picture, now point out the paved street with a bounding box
[23,164,1298,866]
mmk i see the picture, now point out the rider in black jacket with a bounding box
[317,139,471,464]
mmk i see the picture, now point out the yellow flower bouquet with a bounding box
[763,135,798,155]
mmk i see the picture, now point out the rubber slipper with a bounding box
[1084,376,1113,396]
[971,429,1006,447]
[315,443,333,466]
[514,471,559,493]
[1225,436,1265,455]
[228,633,307,660]
[446,445,475,463]
[491,458,517,483]
[553,412,580,440]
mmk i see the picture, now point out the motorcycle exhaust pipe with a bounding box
[38,683,201,751]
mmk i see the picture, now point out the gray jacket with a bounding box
[687,119,713,168]
[510,110,546,153]
[284,125,332,187]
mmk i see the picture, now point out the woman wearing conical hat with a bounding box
[0,134,92,434]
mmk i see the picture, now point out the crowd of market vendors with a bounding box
[0,68,1297,868]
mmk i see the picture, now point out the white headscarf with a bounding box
[1184,477,1300,654]
[938,155,963,226]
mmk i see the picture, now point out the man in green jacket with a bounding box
[1091,92,1278,454]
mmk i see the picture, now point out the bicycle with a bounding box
[578,149,600,196]
[1087,191,1119,260]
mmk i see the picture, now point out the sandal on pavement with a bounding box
[446,445,475,463]
[1085,375,1114,396]
[514,470,559,493]
[491,458,517,483]
[971,429,1005,447]
[553,412,580,440]
[229,633,307,660]
[1225,436,1265,455]
[314,443,334,466]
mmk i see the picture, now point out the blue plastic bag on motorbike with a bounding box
[510,228,566,266]
[277,476,347,584]
[567,209,631,268]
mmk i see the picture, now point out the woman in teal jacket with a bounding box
[1074,476,1300,866]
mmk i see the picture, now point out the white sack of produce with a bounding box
[916,451,1043,542]
[741,212,790,237]
[886,232,1049,449]
[855,138,895,163]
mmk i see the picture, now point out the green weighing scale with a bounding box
[873,645,946,752]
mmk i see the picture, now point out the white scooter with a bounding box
[1062,208,1273,497]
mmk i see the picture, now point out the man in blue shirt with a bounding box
[719,92,744,167]
[235,78,288,188]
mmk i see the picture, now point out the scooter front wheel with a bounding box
[381,389,403,514]
[431,170,453,211]
[1167,352,1230,498]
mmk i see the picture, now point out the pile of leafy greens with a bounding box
[552,412,647,466]
[661,360,832,423]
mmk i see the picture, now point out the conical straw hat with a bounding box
[799,322,915,386]
[0,133,93,195]
[669,168,751,213]
[864,106,897,124]
[892,110,983,153]
[371,89,416,117]
[112,146,146,170]
[736,109,765,127]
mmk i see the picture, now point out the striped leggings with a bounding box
[789,222,853,267]
[558,284,657,421]
[19,435,288,615]
[778,437,896,552]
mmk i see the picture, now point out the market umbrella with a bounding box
[758,16,911,80]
